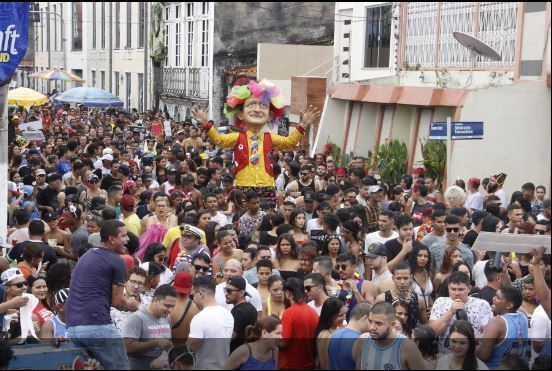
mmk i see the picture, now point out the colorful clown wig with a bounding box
[224,79,285,129]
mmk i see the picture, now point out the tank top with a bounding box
[239,344,276,370]
[52,315,68,338]
[337,278,364,322]
[411,272,433,307]
[360,333,407,370]
[484,312,529,369]
[298,180,316,193]
[266,297,283,319]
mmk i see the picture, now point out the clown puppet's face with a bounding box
[237,96,274,128]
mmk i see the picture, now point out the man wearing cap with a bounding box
[366,185,385,233]
[225,276,258,352]
[287,165,318,199]
[335,168,347,185]
[34,169,48,191]
[37,173,63,216]
[215,259,263,314]
[124,284,176,370]
[170,272,200,344]
[168,225,209,271]
[325,183,342,212]
[364,243,394,303]
[465,178,484,212]
[0,268,30,335]
[121,195,141,237]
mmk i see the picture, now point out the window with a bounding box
[202,2,209,15]
[114,72,120,97]
[138,73,144,113]
[115,3,120,49]
[187,21,193,66]
[138,3,145,48]
[187,3,194,17]
[201,20,208,67]
[175,23,181,66]
[363,4,391,68]
[101,3,106,49]
[92,3,96,49]
[126,73,131,109]
[100,71,105,90]
[126,2,132,48]
[72,3,83,51]
[344,19,351,25]
[175,4,181,19]
[164,24,170,66]
[91,70,96,87]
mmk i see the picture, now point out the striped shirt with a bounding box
[360,333,407,370]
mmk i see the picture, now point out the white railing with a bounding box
[404,2,518,69]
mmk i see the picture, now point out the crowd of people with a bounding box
[1,98,551,370]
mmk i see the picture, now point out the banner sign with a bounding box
[163,120,172,137]
[472,232,551,254]
[151,120,164,137]
[18,119,42,131]
[429,121,484,140]
[0,3,30,85]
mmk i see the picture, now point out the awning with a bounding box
[331,83,469,107]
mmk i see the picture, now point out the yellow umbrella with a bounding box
[7,87,48,107]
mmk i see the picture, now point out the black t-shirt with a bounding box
[479,285,497,307]
[230,302,258,353]
[136,205,151,219]
[36,186,59,212]
[463,230,479,247]
[259,231,279,247]
[8,240,58,268]
[384,238,427,263]
[100,174,122,191]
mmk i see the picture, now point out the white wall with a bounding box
[312,97,349,157]
[452,81,551,196]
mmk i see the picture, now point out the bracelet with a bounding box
[296,124,306,135]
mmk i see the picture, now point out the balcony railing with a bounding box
[154,67,209,100]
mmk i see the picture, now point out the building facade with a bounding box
[26,2,151,112]
[316,2,551,195]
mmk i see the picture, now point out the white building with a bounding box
[316,2,551,195]
[29,2,151,112]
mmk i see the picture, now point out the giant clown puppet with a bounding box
[192,79,320,198]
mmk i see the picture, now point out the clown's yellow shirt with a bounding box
[207,127,303,187]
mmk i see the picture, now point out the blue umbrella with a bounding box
[54,86,124,108]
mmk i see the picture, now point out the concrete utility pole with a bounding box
[0,84,9,247]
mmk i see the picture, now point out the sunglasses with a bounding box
[535,230,546,235]
[304,285,316,292]
[8,281,27,289]
[193,264,210,272]
[224,288,241,295]
[446,227,460,233]
[89,179,99,184]
[336,264,350,271]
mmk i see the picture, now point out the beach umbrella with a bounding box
[30,68,85,82]
[7,87,48,107]
[54,86,124,108]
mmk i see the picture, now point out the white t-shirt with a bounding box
[465,191,484,211]
[307,218,323,234]
[495,189,508,209]
[435,353,489,370]
[308,300,323,316]
[215,281,263,312]
[530,305,551,345]
[472,260,488,289]
[430,296,493,353]
[188,305,234,370]
[364,231,398,252]
[210,211,229,227]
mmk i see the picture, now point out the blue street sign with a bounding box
[429,122,447,140]
[0,3,30,85]
[452,121,484,140]
[429,121,484,140]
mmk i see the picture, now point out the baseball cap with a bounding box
[177,131,185,135]
[369,185,384,194]
[101,154,113,161]
[335,168,347,176]
[140,262,165,277]
[179,224,202,240]
[226,276,251,297]
[304,193,315,202]
[366,242,387,258]
[120,195,135,211]
[35,169,46,176]
[62,111,68,115]
[43,211,59,222]
[326,183,341,196]
[469,178,481,187]
[173,272,193,295]
[88,173,100,182]
[1,268,24,286]
[13,115,20,120]
[103,148,113,155]
[139,191,153,202]
[54,288,70,305]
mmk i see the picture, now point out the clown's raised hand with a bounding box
[191,105,210,126]
[300,105,321,127]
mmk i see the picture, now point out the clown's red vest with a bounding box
[234,132,274,177]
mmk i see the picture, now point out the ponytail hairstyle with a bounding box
[245,316,281,343]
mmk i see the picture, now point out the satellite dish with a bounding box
[453,32,502,64]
